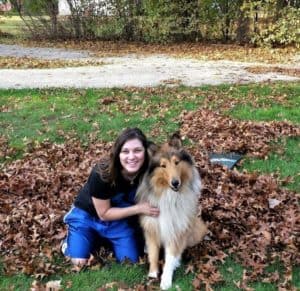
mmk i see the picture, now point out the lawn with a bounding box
[0,82,299,290]
[0,15,27,38]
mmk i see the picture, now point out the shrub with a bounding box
[251,7,300,47]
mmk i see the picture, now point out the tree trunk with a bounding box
[236,6,251,44]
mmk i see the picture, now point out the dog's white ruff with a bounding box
[145,168,201,245]
[158,185,198,244]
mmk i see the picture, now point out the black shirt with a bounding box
[74,165,140,218]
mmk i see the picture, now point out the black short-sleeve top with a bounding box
[74,165,140,218]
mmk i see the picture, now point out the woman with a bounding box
[62,128,159,265]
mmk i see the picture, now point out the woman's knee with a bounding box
[113,236,140,263]
[62,225,95,260]
[116,253,139,263]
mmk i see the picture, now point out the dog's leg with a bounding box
[187,217,208,247]
[160,246,182,290]
[145,231,160,278]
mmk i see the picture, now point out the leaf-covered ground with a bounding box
[181,109,299,289]
[0,56,105,69]
[17,40,299,64]
[1,109,299,289]
[246,66,300,78]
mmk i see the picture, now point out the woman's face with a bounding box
[119,138,145,175]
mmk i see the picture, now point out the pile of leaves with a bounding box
[181,109,300,158]
[188,161,299,289]
[0,140,112,275]
[0,109,299,289]
[181,109,300,289]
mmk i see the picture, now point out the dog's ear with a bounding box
[148,157,160,174]
[147,141,158,157]
[179,149,194,165]
[168,132,182,149]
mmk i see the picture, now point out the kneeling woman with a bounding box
[62,128,159,265]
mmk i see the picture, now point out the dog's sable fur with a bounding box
[136,133,208,290]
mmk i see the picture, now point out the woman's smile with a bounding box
[119,138,145,175]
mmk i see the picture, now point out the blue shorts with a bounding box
[62,206,143,262]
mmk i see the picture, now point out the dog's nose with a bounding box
[171,179,180,189]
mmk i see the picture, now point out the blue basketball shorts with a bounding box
[62,206,142,262]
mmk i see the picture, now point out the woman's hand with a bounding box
[137,202,160,217]
[93,197,159,220]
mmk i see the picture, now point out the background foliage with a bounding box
[5,0,300,46]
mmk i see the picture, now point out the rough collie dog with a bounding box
[136,133,208,290]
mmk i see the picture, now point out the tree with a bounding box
[10,0,60,38]
[242,0,300,47]
[7,0,299,45]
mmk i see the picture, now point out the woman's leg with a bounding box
[100,219,142,263]
[110,234,140,263]
[63,207,97,265]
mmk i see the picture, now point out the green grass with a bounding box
[0,87,205,159]
[1,258,299,291]
[60,263,148,290]
[229,104,300,123]
[0,15,27,38]
[241,138,300,192]
[0,262,194,291]
[0,271,33,291]
[0,82,299,290]
[1,83,299,162]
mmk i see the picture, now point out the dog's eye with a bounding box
[174,160,180,165]
[160,164,166,168]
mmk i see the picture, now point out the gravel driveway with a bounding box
[0,44,298,89]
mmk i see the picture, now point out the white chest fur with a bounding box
[138,167,201,245]
[142,181,199,246]
[158,187,198,244]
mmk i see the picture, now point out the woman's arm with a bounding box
[92,197,159,221]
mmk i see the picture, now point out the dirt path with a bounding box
[0,44,298,89]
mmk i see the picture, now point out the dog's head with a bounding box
[148,133,194,192]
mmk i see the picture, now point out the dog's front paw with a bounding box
[148,271,158,279]
[160,274,172,290]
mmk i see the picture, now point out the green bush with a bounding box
[251,7,300,47]
[93,17,125,40]
[7,0,300,46]
[137,16,173,43]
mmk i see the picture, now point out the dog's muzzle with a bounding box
[171,179,180,191]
